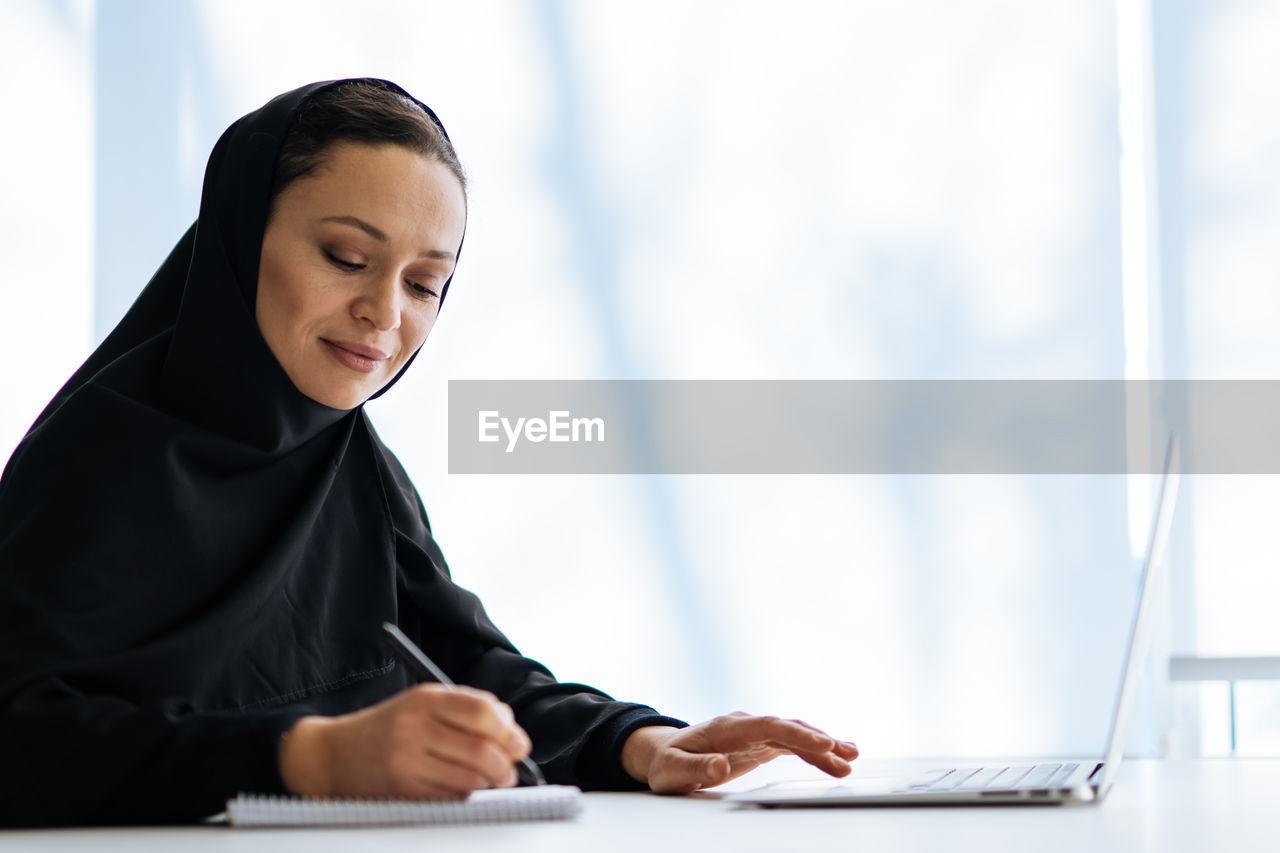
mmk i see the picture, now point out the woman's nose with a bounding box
[353,274,402,331]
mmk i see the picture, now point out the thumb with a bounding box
[653,750,730,793]
[699,753,731,786]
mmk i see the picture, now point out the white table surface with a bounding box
[2,758,1274,852]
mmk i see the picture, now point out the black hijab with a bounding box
[0,78,495,720]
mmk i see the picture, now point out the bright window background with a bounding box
[0,1,94,459]
[1152,0,1280,756]
[1,0,1272,760]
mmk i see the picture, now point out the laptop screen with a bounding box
[1094,434,1180,791]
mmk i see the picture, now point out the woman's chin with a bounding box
[298,381,373,411]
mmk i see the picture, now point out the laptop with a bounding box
[728,434,1180,807]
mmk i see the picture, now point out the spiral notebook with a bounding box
[224,785,583,827]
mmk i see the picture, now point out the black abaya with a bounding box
[0,79,681,827]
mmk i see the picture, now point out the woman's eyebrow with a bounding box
[319,214,455,260]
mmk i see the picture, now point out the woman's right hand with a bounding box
[277,684,532,799]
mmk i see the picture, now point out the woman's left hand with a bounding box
[620,712,858,794]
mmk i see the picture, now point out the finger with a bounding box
[650,751,731,795]
[410,784,470,802]
[784,720,860,761]
[423,689,528,754]
[453,686,516,726]
[419,720,521,788]
[381,747,499,799]
[723,716,837,754]
[758,737,854,776]
[792,747,853,778]
[398,773,472,801]
[833,740,860,760]
[408,751,510,797]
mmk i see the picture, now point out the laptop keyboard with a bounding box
[908,763,1080,792]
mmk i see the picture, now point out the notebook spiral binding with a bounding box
[226,785,583,827]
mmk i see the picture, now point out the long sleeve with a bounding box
[0,677,311,827]
[394,539,690,790]
[456,644,688,790]
[376,439,687,791]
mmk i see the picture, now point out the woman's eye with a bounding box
[324,250,365,271]
[407,279,440,300]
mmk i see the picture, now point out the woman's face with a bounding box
[256,141,466,410]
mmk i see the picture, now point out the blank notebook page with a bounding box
[224,785,583,827]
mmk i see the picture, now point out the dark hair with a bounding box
[267,80,466,217]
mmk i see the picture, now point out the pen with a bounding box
[381,621,547,786]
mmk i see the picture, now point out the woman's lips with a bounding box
[322,339,389,374]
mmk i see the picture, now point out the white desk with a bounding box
[2,759,1275,852]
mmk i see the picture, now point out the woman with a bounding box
[0,79,857,827]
